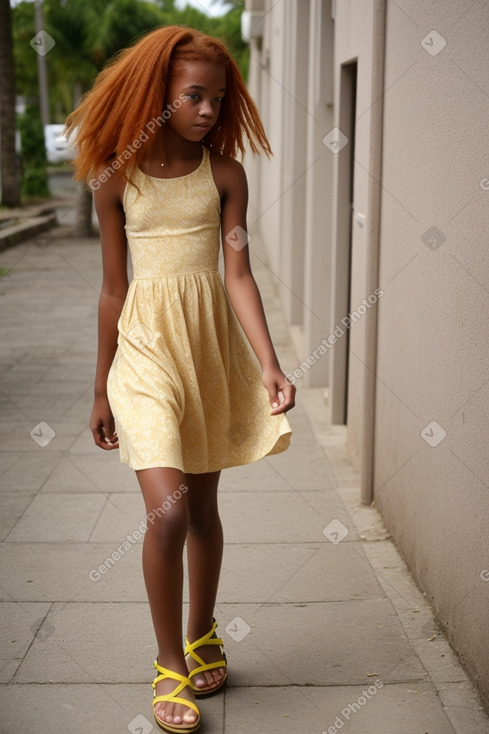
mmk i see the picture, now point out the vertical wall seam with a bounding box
[360,0,387,504]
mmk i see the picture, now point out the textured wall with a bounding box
[371,0,489,703]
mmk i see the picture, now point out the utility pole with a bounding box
[34,0,50,127]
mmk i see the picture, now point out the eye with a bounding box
[215,96,225,102]
[186,93,200,101]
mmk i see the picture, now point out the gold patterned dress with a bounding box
[106,145,292,473]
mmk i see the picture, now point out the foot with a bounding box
[185,623,227,694]
[153,660,199,729]
[186,642,226,691]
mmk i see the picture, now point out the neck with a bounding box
[146,129,202,167]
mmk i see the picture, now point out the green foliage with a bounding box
[18,106,49,198]
[213,2,249,81]
[87,0,168,69]
[12,0,249,120]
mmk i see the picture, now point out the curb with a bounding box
[0,212,58,253]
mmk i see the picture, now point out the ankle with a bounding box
[186,619,215,643]
[156,652,188,676]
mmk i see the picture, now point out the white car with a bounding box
[44,124,76,163]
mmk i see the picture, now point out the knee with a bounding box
[145,500,188,549]
[188,501,221,536]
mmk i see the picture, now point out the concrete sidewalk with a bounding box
[0,225,488,734]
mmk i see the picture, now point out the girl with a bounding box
[66,25,295,733]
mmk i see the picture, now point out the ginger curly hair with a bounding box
[65,25,271,182]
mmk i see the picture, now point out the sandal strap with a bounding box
[152,661,200,718]
[153,694,200,717]
[188,658,226,682]
[184,620,226,667]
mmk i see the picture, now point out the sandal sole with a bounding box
[153,712,201,733]
[191,675,227,699]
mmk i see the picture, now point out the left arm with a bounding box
[218,157,295,415]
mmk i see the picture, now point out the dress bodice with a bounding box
[122,146,221,278]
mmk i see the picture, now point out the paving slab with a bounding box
[438,682,489,734]
[61,451,138,493]
[224,682,458,734]
[0,540,383,607]
[5,492,107,543]
[3,388,91,424]
[0,451,61,493]
[264,446,339,491]
[39,455,108,494]
[211,600,427,686]
[0,493,36,542]
[220,457,305,493]
[219,489,356,544]
[0,452,22,479]
[0,419,86,454]
[0,601,51,683]
[0,542,146,603]
[0,682,225,734]
[215,541,385,604]
[14,601,155,684]
[67,425,107,454]
[89,493,148,543]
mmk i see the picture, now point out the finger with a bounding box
[102,422,119,449]
[281,383,296,406]
[103,435,119,449]
[265,380,285,411]
[269,389,280,409]
[91,421,118,450]
[92,428,109,449]
[270,386,296,414]
[269,388,284,414]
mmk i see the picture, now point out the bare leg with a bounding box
[185,470,226,690]
[137,467,197,727]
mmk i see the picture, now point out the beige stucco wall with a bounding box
[371,0,489,698]
[245,0,489,705]
[247,0,286,278]
[330,0,375,461]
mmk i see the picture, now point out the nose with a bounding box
[198,98,214,118]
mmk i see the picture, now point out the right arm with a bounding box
[89,175,128,450]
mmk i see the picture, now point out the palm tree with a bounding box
[0,0,21,207]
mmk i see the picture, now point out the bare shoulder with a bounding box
[92,164,126,211]
[208,151,247,199]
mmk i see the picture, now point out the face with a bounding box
[164,60,226,142]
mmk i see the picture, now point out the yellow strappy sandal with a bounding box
[184,619,227,698]
[152,660,201,733]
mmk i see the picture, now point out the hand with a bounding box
[90,394,119,450]
[261,367,296,415]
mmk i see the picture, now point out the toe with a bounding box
[212,668,224,683]
[164,704,174,723]
[183,709,197,724]
[204,671,217,687]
